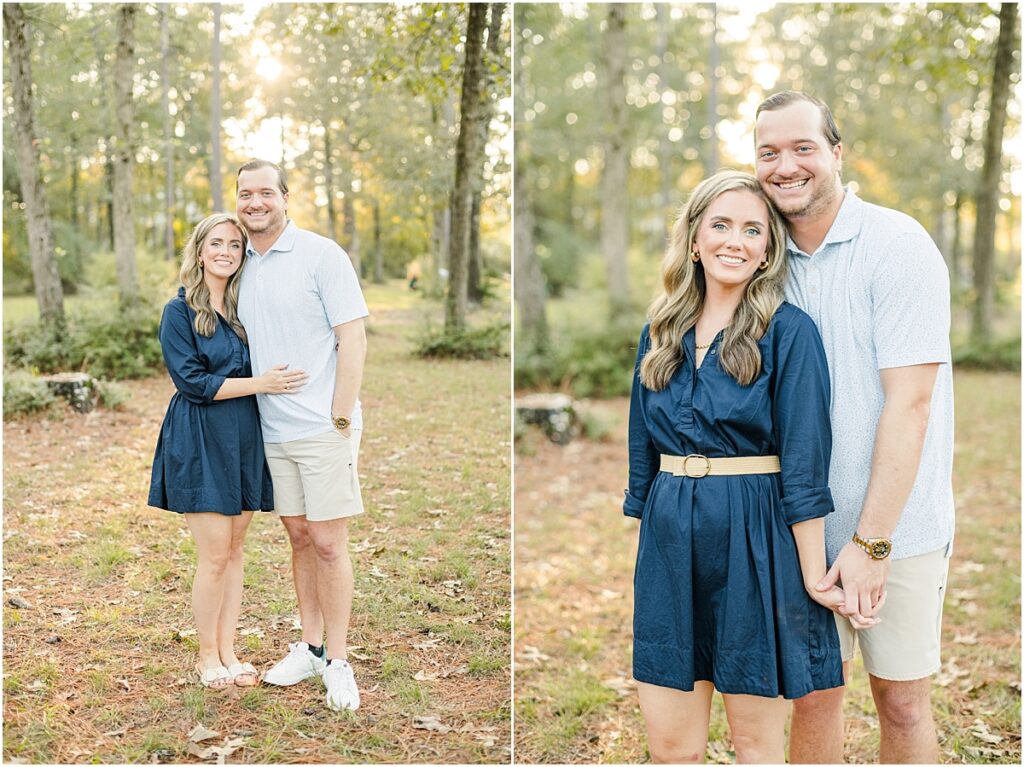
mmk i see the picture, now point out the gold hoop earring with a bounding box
[691,251,700,263]
[758,260,769,271]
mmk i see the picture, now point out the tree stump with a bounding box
[42,372,96,414]
[515,393,576,445]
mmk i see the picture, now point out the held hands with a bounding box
[813,540,891,629]
[260,363,308,395]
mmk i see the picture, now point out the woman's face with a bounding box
[693,189,770,292]
[198,222,245,282]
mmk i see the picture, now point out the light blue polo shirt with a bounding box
[238,220,369,443]
[784,189,955,563]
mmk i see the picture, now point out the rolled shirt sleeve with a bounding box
[159,300,226,405]
[771,310,835,526]
[624,325,659,519]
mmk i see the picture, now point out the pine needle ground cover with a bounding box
[3,282,512,764]
[514,370,1020,764]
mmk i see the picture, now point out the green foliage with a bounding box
[3,370,57,418]
[414,321,510,360]
[4,304,163,381]
[95,379,131,410]
[515,315,640,398]
[953,336,1021,371]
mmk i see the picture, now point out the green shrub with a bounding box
[4,303,164,380]
[3,370,57,418]
[95,379,131,410]
[516,315,641,398]
[953,336,1021,371]
[414,321,510,360]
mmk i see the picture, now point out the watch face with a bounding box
[870,540,892,559]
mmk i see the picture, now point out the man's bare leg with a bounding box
[280,516,324,645]
[306,517,353,659]
[870,675,937,763]
[789,661,850,764]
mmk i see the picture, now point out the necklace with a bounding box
[695,340,713,350]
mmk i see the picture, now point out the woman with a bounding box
[149,213,308,689]
[624,171,868,762]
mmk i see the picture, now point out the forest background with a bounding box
[513,3,1021,764]
[3,3,513,764]
[514,2,1020,391]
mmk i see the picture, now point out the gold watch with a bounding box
[332,414,351,431]
[852,532,892,560]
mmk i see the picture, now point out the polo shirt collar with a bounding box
[785,187,864,257]
[246,219,297,258]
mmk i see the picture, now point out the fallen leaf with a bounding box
[188,724,221,743]
[969,719,1004,745]
[954,561,985,574]
[414,669,438,681]
[44,634,61,644]
[7,596,32,609]
[172,628,197,641]
[456,612,483,624]
[116,678,131,692]
[603,675,635,697]
[102,726,128,738]
[412,715,452,734]
[26,679,46,692]
[426,508,447,517]
[518,645,551,664]
[953,632,978,645]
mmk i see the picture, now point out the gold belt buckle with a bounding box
[682,454,712,478]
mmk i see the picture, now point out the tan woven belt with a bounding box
[660,453,781,478]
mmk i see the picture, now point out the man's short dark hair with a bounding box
[755,91,842,148]
[236,159,289,195]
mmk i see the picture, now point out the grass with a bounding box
[513,371,1021,764]
[2,280,511,763]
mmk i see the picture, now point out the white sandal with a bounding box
[226,661,259,687]
[196,664,232,690]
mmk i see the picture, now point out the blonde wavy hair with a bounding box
[179,213,249,344]
[640,170,787,390]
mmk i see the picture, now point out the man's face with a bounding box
[754,100,842,221]
[236,166,288,237]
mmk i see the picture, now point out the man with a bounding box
[235,159,369,711]
[753,92,955,763]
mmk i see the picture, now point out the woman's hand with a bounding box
[259,364,308,394]
[805,580,883,630]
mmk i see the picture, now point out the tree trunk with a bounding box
[707,4,719,174]
[951,191,964,296]
[324,128,337,243]
[343,194,361,279]
[468,194,484,302]
[467,2,506,304]
[3,3,65,325]
[445,2,488,332]
[513,107,547,354]
[601,3,630,316]
[372,199,383,284]
[113,4,139,306]
[656,4,673,216]
[209,4,223,212]
[970,1,1017,343]
[161,6,175,261]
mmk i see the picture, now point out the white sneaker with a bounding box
[323,659,360,711]
[261,642,327,686]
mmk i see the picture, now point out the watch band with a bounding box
[852,532,893,560]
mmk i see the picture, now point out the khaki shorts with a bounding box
[264,429,364,522]
[836,545,951,681]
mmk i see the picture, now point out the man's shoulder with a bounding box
[291,225,347,256]
[854,196,933,243]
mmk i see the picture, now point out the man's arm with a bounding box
[817,362,939,618]
[331,318,367,436]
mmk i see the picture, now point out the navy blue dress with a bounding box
[148,288,274,516]
[624,302,842,699]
